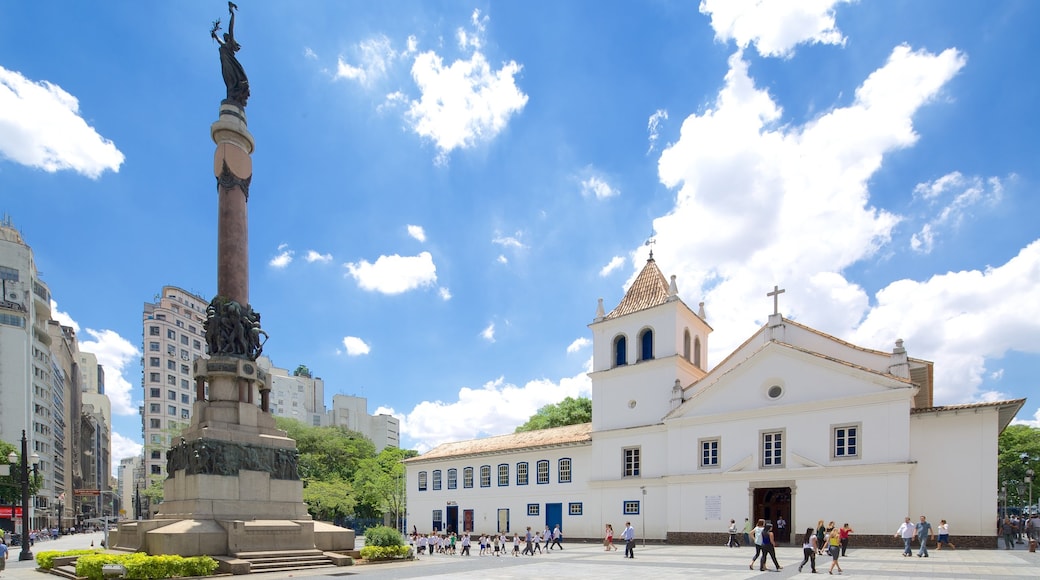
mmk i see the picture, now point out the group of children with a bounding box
[410,526,561,557]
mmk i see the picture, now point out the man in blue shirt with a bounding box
[622,522,636,558]
[915,515,933,557]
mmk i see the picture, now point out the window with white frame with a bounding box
[432,469,442,490]
[463,467,474,488]
[761,430,784,467]
[527,503,539,516]
[833,424,859,459]
[623,447,641,477]
[517,462,529,485]
[569,502,582,515]
[537,460,549,484]
[447,468,457,489]
[498,463,509,486]
[558,458,572,483]
[700,437,720,468]
[623,500,640,515]
[480,465,491,487]
[418,471,428,491]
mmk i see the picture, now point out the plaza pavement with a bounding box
[1,532,1036,579]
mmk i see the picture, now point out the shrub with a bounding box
[36,549,102,570]
[75,553,218,580]
[359,545,410,560]
[363,525,404,547]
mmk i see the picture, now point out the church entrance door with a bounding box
[752,487,792,544]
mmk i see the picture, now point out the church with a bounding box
[403,256,1023,547]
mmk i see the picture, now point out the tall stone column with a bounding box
[212,102,254,307]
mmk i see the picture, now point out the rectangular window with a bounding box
[181,393,189,404]
[149,326,160,336]
[700,437,720,468]
[527,503,540,516]
[558,458,572,483]
[418,471,428,491]
[167,405,177,416]
[516,462,529,485]
[624,501,640,515]
[181,364,190,375]
[762,430,784,467]
[167,374,176,385]
[432,510,443,531]
[149,372,160,382]
[463,467,474,489]
[149,388,160,398]
[150,434,161,444]
[167,329,176,339]
[150,450,161,460]
[167,360,176,370]
[181,335,189,345]
[193,339,202,350]
[480,465,491,488]
[149,403,160,413]
[167,390,176,400]
[149,357,160,367]
[447,468,457,490]
[181,409,189,419]
[149,342,160,351]
[623,447,641,477]
[537,460,549,484]
[498,463,509,486]
[569,502,583,515]
[833,424,859,459]
[432,470,442,490]
[149,418,161,429]
[181,379,189,389]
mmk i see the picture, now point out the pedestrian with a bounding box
[543,525,552,551]
[622,521,636,558]
[759,523,782,572]
[523,526,534,556]
[827,527,843,575]
[604,524,617,551]
[815,520,827,555]
[839,522,854,556]
[915,515,933,557]
[798,527,818,573]
[550,524,563,550]
[776,514,788,543]
[532,530,543,554]
[512,532,520,556]
[1000,516,1015,549]
[0,538,8,577]
[748,518,765,570]
[937,519,956,550]
[461,532,471,556]
[727,519,740,547]
[742,517,752,546]
[895,517,915,556]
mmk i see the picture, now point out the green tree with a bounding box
[998,424,1040,511]
[293,365,311,378]
[276,418,376,481]
[0,439,43,503]
[515,396,592,432]
[302,477,356,522]
[353,447,417,525]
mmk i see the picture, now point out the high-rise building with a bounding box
[77,351,112,521]
[139,286,209,483]
[46,321,80,530]
[328,394,400,452]
[258,357,327,427]
[0,217,59,531]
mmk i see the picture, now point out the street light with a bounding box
[7,430,40,561]
[1027,469,1035,515]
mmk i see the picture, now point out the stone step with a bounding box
[49,565,85,580]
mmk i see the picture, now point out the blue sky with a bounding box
[2,1,1038,469]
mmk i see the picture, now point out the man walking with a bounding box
[622,521,636,558]
[916,515,933,557]
[742,517,752,546]
[895,517,915,556]
[522,526,534,556]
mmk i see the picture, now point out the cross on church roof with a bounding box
[767,285,785,315]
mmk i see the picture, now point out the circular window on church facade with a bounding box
[761,379,785,400]
[767,385,783,399]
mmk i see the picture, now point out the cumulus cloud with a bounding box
[481,322,496,343]
[111,432,143,476]
[0,66,124,178]
[407,224,427,242]
[496,255,508,265]
[599,256,626,277]
[405,13,528,163]
[269,243,294,268]
[645,43,971,399]
[50,300,80,332]
[304,250,333,263]
[438,287,453,301]
[336,35,397,87]
[387,370,591,453]
[342,336,372,356]
[78,328,140,416]
[648,109,669,154]
[581,175,619,200]
[566,337,591,353]
[492,232,526,249]
[345,251,437,294]
[909,172,1005,254]
[699,0,850,58]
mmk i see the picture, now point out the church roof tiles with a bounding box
[604,258,670,320]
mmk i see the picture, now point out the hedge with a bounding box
[359,545,410,560]
[36,549,102,570]
[75,553,218,580]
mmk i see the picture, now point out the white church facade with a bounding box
[403,257,1023,546]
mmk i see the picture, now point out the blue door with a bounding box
[545,502,562,532]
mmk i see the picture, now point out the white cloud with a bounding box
[50,300,80,332]
[406,13,528,163]
[111,431,143,476]
[79,328,140,416]
[581,176,619,200]
[647,43,968,397]
[303,47,318,60]
[342,336,372,356]
[336,35,397,87]
[438,287,453,301]
[269,243,294,268]
[909,172,1005,254]
[481,322,496,343]
[699,0,849,58]
[496,255,508,265]
[566,337,591,353]
[388,370,592,453]
[648,109,669,154]
[304,250,333,263]
[407,224,427,242]
[492,232,526,249]
[345,251,437,294]
[0,66,124,178]
[599,256,626,277]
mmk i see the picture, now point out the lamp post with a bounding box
[7,430,40,561]
[1026,469,1034,515]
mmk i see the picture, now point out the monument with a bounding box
[112,4,353,569]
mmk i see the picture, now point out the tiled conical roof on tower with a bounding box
[604,256,671,319]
